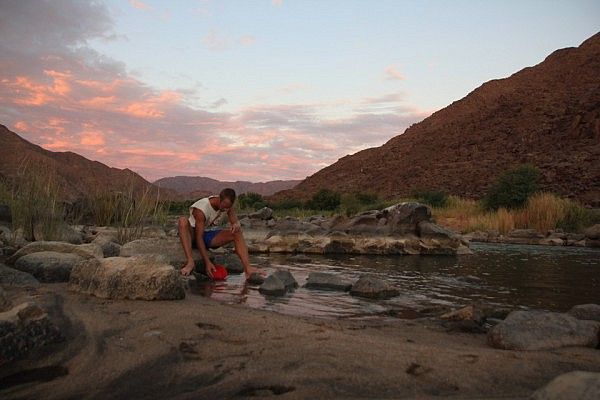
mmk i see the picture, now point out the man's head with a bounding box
[219,188,236,211]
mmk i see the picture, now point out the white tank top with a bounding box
[188,196,227,229]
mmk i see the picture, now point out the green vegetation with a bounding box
[306,189,341,211]
[483,164,541,210]
[237,192,265,209]
[411,190,449,208]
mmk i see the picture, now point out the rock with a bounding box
[7,241,102,265]
[0,264,40,287]
[417,221,458,240]
[258,274,287,296]
[441,305,486,323]
[141,226,167,239]
[568,304,600,322]
[304,272,353,291]
[538,238,565,246]
[508,229,545,239]
[530,371,600,400]
[350,275,399,299]
[287,254,312,263]
[381,202,432,234]
[487,310,600,350]
[14,251,83,282]
[583,224,600,240]
[247,272,265,285]
[0,302,63,364]
[344,214,382,235]
[92,233,122,257]
[120,237,201,267]
[213,253,244,274]
[0,286,11,312]
[249,207,273,220]
[69,256,185,300]
[273,269,298,289]
[0,204,11,224]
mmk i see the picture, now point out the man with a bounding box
[177,188,261,280]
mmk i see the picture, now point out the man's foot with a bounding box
[181,261,195,276]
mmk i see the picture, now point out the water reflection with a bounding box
[191,243,600,319]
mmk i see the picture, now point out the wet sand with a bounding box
[1,283,599,399]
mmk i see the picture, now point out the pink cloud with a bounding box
[384,65,406,81]
[129,0,152,11]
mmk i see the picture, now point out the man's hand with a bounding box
[205,260,216,279]
[230,221,241,234]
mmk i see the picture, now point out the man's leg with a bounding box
[209,229,252,273]
[177,216,195,275]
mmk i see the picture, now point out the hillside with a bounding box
[272,32,600,205]
[0,125,175,202]
[154,176,301,198]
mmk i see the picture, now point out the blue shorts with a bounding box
[192,229,222,249]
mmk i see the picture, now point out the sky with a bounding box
[0,0,598,183]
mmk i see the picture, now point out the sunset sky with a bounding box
[1,0,598,182]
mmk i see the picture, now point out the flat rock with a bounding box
[258,274,286,296]
[304,272,353,291]
[350,275,399,299]
[120,237,201,267]
[487,310,600,350]
[92,233,122,257]
[0,302,63,364]
[0,264,40,287]
[69,255,185,300]
[567,304,600,322]
[530,371,600,400]
[14,251,83,282]
[7,241,102,265]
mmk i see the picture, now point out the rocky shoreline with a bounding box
[463,226,600,248]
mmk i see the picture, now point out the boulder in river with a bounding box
[350,275,399,300]
[273,269,298,290]
[567,303,600,322]
[487,310,600,350]
[530,370,600,400]
[120,237,203,268]
[247,272,265,285]
[0,264,40,287]
[69,255,185,300]
[304,272,353,291]
[0,302,63,364]
[258,274,287,296]
[14,251,83,282]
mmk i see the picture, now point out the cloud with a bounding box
[0,0,430,182]
[384,65,406,81]
[271,0,284,6]
[202,29,257,51]
[238,35,257,46]
[129,0,152,11]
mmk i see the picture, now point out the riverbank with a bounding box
[2,282,599,399]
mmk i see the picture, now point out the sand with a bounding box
[1,283,599,399]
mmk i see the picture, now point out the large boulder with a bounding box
[304,272,353,291]
[120,237,199,267]
[0,286,11,312]
[530,371,600,400]
[14,251,83,282]
[0,264,40,287]
[583,224,600,240]
[7,241,102,265]
[248,207,273,220]
[213,253,244,274]
[381,202,431,234]
[273,269,298,290]
[350,275,399,299]
[487,310,600,350]
[69,256,185,300]
[0,302,63,364]
[567,304,600,322]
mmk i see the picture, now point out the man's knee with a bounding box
[177,217,189,229]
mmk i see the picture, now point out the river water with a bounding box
[191,243,600,319]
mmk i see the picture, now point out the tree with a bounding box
[307,189,341,211]
[484,164,541,210]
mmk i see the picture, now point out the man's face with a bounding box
[219,198,233,211]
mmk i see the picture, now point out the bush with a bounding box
[483,164,541,210]
[238,192,264,210]
[306,189,341,211]
[411,190,448,208]
[267,198,305,210]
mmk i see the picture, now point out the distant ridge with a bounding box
[272,32,600,205]
[154,176,301,198]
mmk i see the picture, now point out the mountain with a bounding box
[272,32,600,205]
[153,176,301,198]
[0,125,175,202]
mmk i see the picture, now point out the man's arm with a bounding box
[193,208,215,277]
[227,208,241,233]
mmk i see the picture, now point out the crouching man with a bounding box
[177,188,262,280]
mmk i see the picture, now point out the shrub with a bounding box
[306,189,341,211]
[483,164,541,210]
[238,192,264,210]
[411,190,449,208]
[267,198,305,210]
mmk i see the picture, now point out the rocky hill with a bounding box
[0,125,175,202]
[154,176,301,198]
[272,32,600,205]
